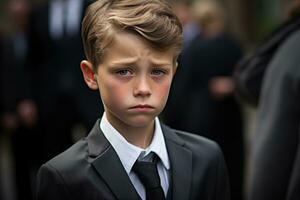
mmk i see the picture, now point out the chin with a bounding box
[126,115,156,128]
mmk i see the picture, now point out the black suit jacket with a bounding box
[36,120,230,200]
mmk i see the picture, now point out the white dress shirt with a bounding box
[100,113,170,200]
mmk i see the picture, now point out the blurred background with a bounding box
[0,0,298,199]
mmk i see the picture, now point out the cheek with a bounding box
[154,80,172,102]
[99,79,129,107]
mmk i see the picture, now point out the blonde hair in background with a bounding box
[192,0,226,36]
[82,0,183,70]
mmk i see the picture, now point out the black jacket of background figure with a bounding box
[26,0,103,162]
[248,28,300,200]
[234,16,300,106]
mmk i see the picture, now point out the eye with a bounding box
[151,68,167,76]
[116,69,133,76]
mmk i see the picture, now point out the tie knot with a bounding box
[132,154,166,199]
[132,158,160,189]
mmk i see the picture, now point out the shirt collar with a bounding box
[100,112,170,174]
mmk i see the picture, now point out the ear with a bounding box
[80,60,99,90]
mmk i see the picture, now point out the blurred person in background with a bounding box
[26,0,102,164]
[234,0,300,199]
[171,0,200,52]
[234,0,300,106]
[0,28,4,200]
[163,0,244,199]
[0,0,34,141]
[0,0,41,199]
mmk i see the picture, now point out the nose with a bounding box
[133,76,152,97]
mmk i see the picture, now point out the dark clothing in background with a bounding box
[1,33,30,112]
[234,16,300,106]
[11,124,43,200]
[1,30,41,200]
[163,33,244,200]
[0,35,3,116]
[0,34,3,200]
[248,29,300,200]
[1,1,100,199]
[27,0,103,162]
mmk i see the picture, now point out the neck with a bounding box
[123,122,155,149]
[107,115,155,149]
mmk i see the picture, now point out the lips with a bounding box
[130,104,154,109]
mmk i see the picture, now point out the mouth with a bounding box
[130,105,154,109]
[129,104,154,112]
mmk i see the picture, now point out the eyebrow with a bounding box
[110,58,139,66]
[149,55,174,65]
[110,58,173,67]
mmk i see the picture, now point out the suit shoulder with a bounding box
[45,139,88,172]
[166,126,223,159]
[177,128,219,147]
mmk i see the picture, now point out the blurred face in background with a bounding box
[173,2,191,26]
[7,0,30,30]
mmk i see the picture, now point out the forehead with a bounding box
[100,31,176,66]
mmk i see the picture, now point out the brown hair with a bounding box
[82,0,183,70]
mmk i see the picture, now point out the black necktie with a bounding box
[132,155,166,200]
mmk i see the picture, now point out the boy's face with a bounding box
[81,32,177,129]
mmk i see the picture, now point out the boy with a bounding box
[36,0,230,199]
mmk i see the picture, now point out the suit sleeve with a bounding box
[214,146,231,200]
[36,164,72,200]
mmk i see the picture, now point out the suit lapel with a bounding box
[86,120,141,200]
[162,125,193,200]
